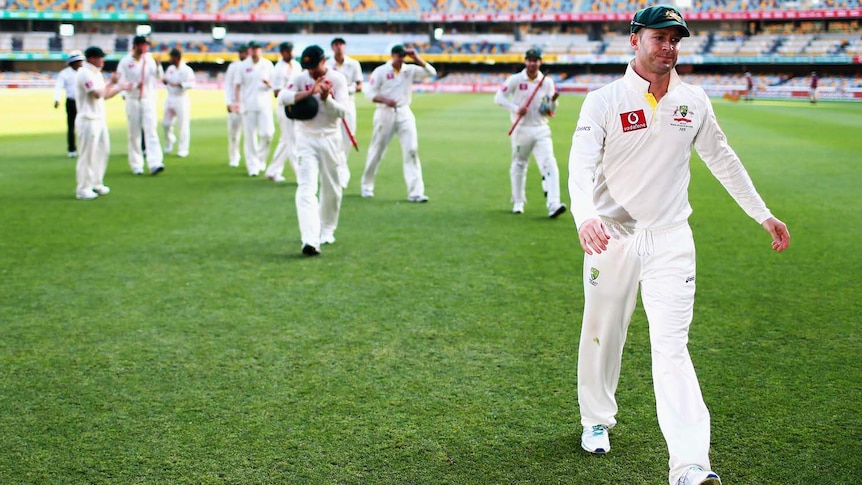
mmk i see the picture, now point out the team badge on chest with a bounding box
[620,110,647,132]
[670,104,694,130]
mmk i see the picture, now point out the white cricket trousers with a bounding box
[266,106,298,179]
[227,111,243,167]
[162,94,191,157]
[336,97,357,188]
[577,220,711,485]
[510,124,561,210]
[242,109,274,176]
[295,129,344,249]
[125,96,163,172]
[75,118,109,196]
[361,106,425,198]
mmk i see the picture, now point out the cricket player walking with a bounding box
[495,48,567,218]
[74,46,126,200]
[361,45,435,202]
[161,48,195,158]
[278,45,349,256]
[225,43,248,167]
[231,40,275,177]
[54,50,84,158]
[117,35,165,175]
[568,6,790,485]
[266,41,301,183]
[326,37,363,189]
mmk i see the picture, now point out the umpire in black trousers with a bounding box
[54,51,85,157]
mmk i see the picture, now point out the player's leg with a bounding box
[295,141,322,252]
[142,98,164,172]
[257,110,275,174]
[319,135,344,244]
[93,121,111,193]
[126,99,144,174]
[162,97,177,154]
[266,109,293,181]
[509,127,534,213]
[578,223,641,449]
[242,111,261,176]
[361,108,396,197]
[66,98,77,155]
[177,96,191,157]
[396,109,426,201]
[533,127,566,217]
[639,224,712,485]
[227,112,242,167]
[75,119,97,198]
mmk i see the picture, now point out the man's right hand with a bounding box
[578,218,611,255]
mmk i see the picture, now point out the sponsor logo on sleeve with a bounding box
[519,83,528,90]
[620,110,647,132]
[386,72,395,80]
[501,85,508,92]
[85,81,93,89]
[575,125,591,133]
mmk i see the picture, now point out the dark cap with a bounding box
[300,45,326,69]
[84,46,106,59]
[235,43,248,52]
[630,5,691,37]
[169,48,182,57]
[331,37,346,46]
[279,41,293,52]
[247,40,263,49]
[391,44,407,56]
[525,47,542,60]
[133,35,150,45]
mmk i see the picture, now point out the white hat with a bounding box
[66,50,85,64]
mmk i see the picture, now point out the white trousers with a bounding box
[125,96,163,172]
[162,94,191,157]
[578,221,710,485]
[266,106,298,179]
[510,124,561,209]
[75,118,110,196]
[242,109,274,176]
[295,129,344,248]
[336,98,357,188]
[361,106,425,198]
[227,111,243,166]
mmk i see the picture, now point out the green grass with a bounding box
[0,89,860,484]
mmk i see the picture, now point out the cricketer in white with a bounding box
[117,35,165,175]
[567,5,790,485]
[161,48,195,158]
[277,45,349,256]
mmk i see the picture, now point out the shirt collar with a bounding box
[623,61,681,94]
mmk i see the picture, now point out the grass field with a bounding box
[0,88,860,484]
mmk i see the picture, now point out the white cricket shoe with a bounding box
[132,169,144,175]
[93,185,110,195]
[581,425,610,454]
[164,143,174,154]
[68,151,77,158]
[676,466,721,485]
[321,234,336,245]
[267,174,286,183]
[229,161,240,168]
[512,202,525,214]
[361,189,374,198]
[549,203,567,219]
[407,194,429,203]
[76,190,98,200]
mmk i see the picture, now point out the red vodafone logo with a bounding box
[620,110,647,132]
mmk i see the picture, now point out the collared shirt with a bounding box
[234,56,275,113]
[117,53,163,100]
[568,63,772,230]
[494,69,558,128]
[54,66,77,102]
[224,59,243,105]
[365,60,436,108]
[273,57,302,105]
[277,69,349,136]
[326,55,363,96]
[75,61,106,120]
[164,61,195,97]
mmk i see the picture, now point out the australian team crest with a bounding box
[589,267,600,286]
[671,105,693,127]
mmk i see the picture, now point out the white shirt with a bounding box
[273,57,302,104]
[75,62,106,121]
[117,53,163,100]
[494,69,558,128]
[224,59,243,105]
[234,56,275,113]
[164,62,195,97]
[365,60,436,109]
[277,69,349,137]
[568,63,772,230]
[54,66,77,102]
[326,55,363,96]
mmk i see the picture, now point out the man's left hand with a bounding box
[762,217,790,252]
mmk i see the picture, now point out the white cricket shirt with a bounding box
[568,63,772,230]
[494,69,558,128]
[234,56,275,113]
[164,62,195,97]
[365,60,436,108]
[54,66,77,102]
[75,62,106,120]
[277,69,349,137]
[224,59,243,105]
[326,56,363,96]
[273,57,302,105]
[117,53,162,100]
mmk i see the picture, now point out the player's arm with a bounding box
[493,76,520,113]
[693,94,789,251]
[568,92,609,255]
[353,60,363,93]
[181,66,195,90]
[366,68,396,107]
[53,70,65,108]
[277,74,315,106]
[320,74,349,118]
[231,79,242,113]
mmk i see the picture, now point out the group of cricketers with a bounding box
[59,6,793,484]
